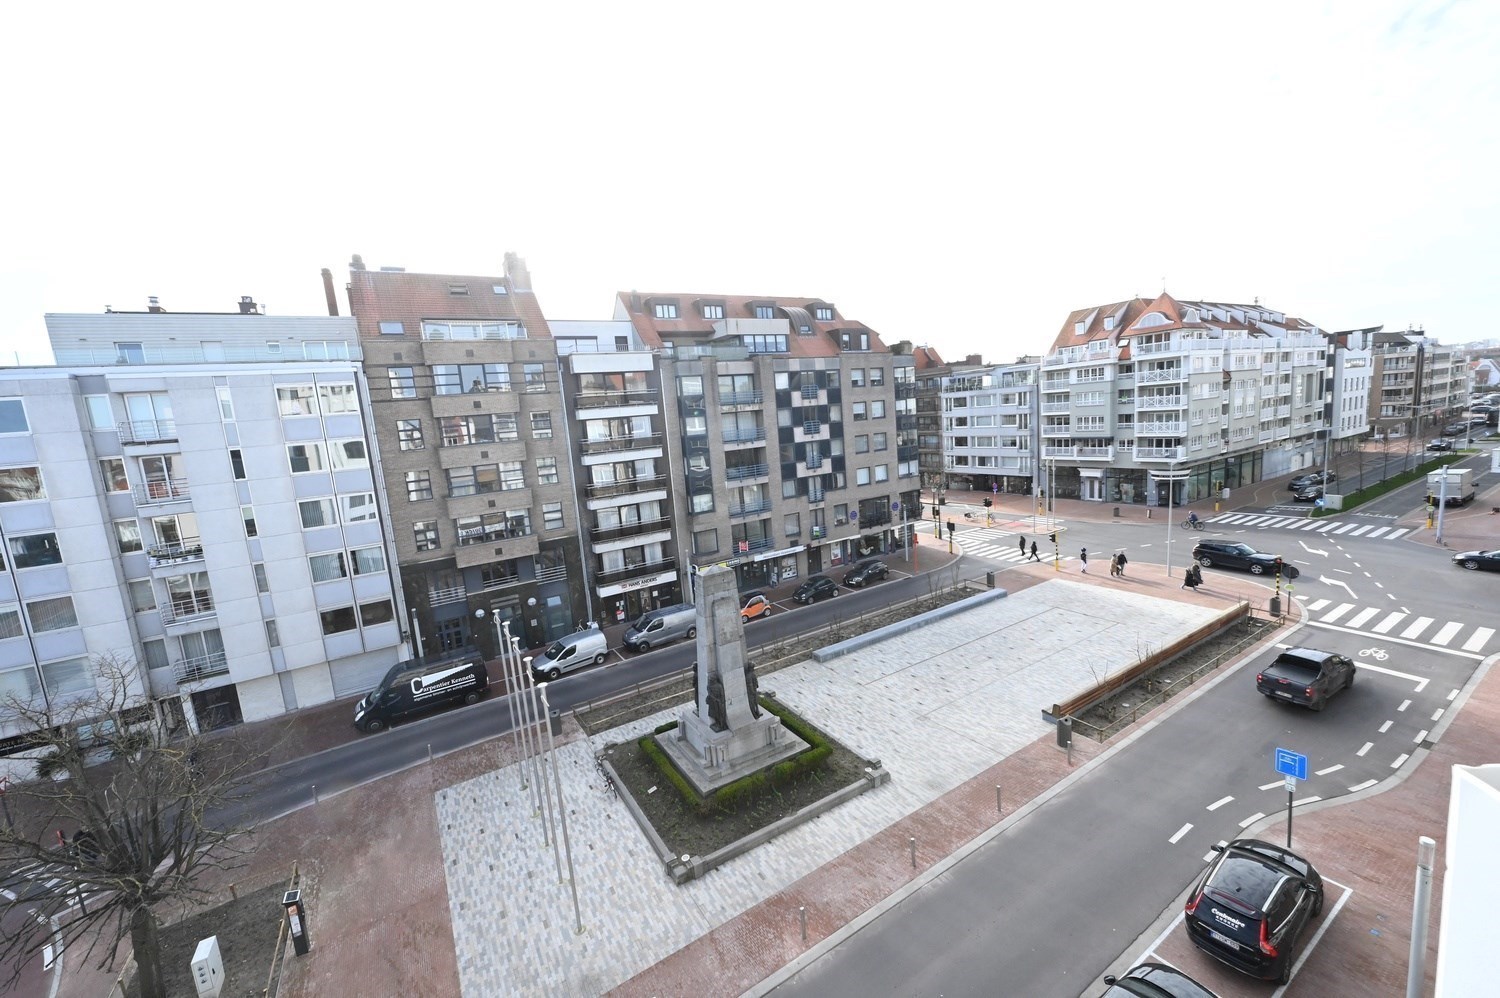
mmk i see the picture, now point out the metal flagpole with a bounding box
[539,683,584,934]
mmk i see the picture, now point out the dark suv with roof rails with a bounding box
[1192,540,1300,579]
[1184,838,1324,984]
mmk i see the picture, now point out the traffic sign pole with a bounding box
[1274,748,1308,848]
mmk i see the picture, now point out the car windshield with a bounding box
[1231,544,1257,555]
[543,640,566,659]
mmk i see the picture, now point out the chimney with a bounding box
[147,296,165,313]
[321,268,339,316]
[350,254,366,271]
[503,251,532,292]
[238,296,260,315]
[966,354,983,365]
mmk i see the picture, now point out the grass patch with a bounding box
[1314,453,1461,516]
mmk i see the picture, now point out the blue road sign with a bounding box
[1314,497,1326,508]
[1274,747,1308,781]
[891,501,901,514]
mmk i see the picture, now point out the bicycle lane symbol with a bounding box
[1358,647,1389,662]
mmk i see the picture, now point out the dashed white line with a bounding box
[1169,823,1194,844]
[1349,779,1378,792]
[1240,812,1267,828]
[1379,720,1393,733]
[1293,796,1323,807]
[1448,688,1460,701]
[1258,780,1284,791]
[1315,764,1344,776]
[1392,753,1410,769]
[1398,699,1411,712]
[1414,729,1429,743]
[1431,708,1445,722]
[1206,796,1234,811]
[1356,741,1374,757]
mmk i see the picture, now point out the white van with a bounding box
[622,604,698,652]
[531,627,609,681]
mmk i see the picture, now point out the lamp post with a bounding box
[1163,457,1178,579]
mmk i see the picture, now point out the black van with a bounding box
[354,652,488,733]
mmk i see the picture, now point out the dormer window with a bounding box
[754,305,775,319]
[654,303,678,319]
[702,304,723,319]
[448,283,469,296]
[1104,316,1115,331]
[814,306,834,321]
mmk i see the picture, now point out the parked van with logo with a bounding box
[354,652,487,733]
[531,627,609,681]
[622,604,697,652]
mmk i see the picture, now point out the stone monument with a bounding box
[656,564,808,793]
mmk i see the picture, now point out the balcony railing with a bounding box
[172,651,228,684]
[590,516,671,543]
[859,510,892,528]
[428,585,468,607]
[720,390,764,407]
[729,500,773,518]
[1077,445,1115,460]
[575,388,659,409]
[807,486,826,503]
[729,537,774,555]
[1136,421,1185,435]
[1041,424,1072,437]
[456,522,532,546]
[799,385,820,400]
[801,420,822,435]
[134,479,190,505]
[1138,368,1185,383]
[159,595,216,625]
[1042,445,1075,459]
[1042,402,1071,413]
[148,539,205,567]
[724,427,767,443]
[579,431,662,455]
[1137,395,1185,409]
[810,525,826,539]
[725,463,769,481]
[1133,446,1185,461]
[119,419,178,444]
[596,558,677,587]
[586,473,667,499]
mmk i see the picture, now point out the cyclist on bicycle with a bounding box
[1187,510,1199,527]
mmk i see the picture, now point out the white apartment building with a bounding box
[1326,327,1373,454]
[939,360,1040,496]
[0,302,406,767]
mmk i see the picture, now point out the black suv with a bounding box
[1184,838,1323,984]
[792,576,839,604]
[1287,470,1334,490]
[1098,962,1220,998]
[1193,540,1300,579]
[842,559,889,588]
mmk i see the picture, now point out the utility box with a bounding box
[190,936,224,998]
[282,890,311,956]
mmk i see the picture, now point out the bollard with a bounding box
[799,905,807,942]
[996,785,1002,814]
[229,884,238,901]
[909,836,916,868]
[311,784,318,805]
[428,743,433,763]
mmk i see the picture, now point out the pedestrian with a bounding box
[1018,535,1027,557]
[1109,553,1121,577]
[1029,540,1040,562]
[1116,551,1128,577]
[1080,547,1088,573]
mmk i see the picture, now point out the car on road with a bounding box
[1452,549,1500,572]
[842,559,889,588]
[1287,470,1335,490]
[740,592,773,621]
[1469,415,1489,426]
[1184,838,1324,985]
[1192,540,1300,579]
[1289,484,1323,502]
[1472,404,1497,415]
[1098,962,1220,998]
[1256,647,1355,710]
[1427,439,1454,452]
[792,576,839,603]
[1440,422,1467,436]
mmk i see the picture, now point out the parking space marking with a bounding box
[1349,779,1378,792]
[1392,753,1410,768]
[1448,688,1460,701]
[1169,823,1193,844]
[1206,796,1234,811]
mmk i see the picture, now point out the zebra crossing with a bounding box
[1207,512,1412,542]
[954,527,1073,565]
[1298,596,1495,656]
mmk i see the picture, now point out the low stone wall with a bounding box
[811,587,1009,662]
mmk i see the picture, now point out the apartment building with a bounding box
[1367,328,1466,439]
[347,255,587,655]
[940,359,1041,496]
[1326,327,1374,454]
[0,302,405,756]
[613,292,917,593]
[911,345,951,495]
[1040,294,1328,506]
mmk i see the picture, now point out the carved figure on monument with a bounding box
[743,661,761,718]
[707,674,727,731]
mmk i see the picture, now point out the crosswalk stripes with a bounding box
[1207,512,1410,542]
[1297,598,1494,655]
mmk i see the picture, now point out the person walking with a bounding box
[1116,550,1128,577]
[1018,535,1027,557]
[1029,540,1040,562]
[1080,547,1088,573]
[1109,553,1121,577]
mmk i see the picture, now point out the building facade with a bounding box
[1367,329,1466,439]
[940,359,1041,497]
[1326,327,1373,456]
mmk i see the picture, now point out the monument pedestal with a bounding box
[658,711,809,795]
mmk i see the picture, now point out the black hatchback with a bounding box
[792,576,839,603]
[842,559,889,588]
[1192,540,1300,579]
[1184,838,1323,985]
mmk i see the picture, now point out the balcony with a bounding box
[723,427,767,444]
[729,537,774,556]
[895,383,917,400]
[134,479,190,506]
[1076,445,1115,461]
[159,594,216,625]
[1133,446,1185,462]
[590,516,671,543]
[1137,368,1185,384]
[729,500,773,519]
[575,387,659,410]
[579,431,662,455]
[1259,429,1276,443]
[802,420,822,435]
[725,463,769,482]
[1041,424,1072,437]
[1042,445,1076,459]
[148,540,205,567]
[586,473,668,499]
[1042,402,1071,414]
[596,558,677,587]
[807,485,826,503]
[456,521,532,546]
[799,384,820,401]
[1137,395,1185,409]
[119,419,178,444]
[1136,421,1185,435]
[172,651,228,684]
[810,525,826,539]
[720,390,765,407]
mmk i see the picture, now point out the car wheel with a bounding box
[637,640,651,652]
[763,607,771,617]
[464,692,480,705]
[1249,563,1265,575]
[687,626,697,639]
[1464,559,1480,570]
[547,667,561,681]
[1198,556,1212,567]
[363,719,385,733]
[593,653,607,666]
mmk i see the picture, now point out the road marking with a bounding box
[1349,779,1378,792]
[1293,796,1323,807]
[1349,525,1373,536]
[1258,780,1284,791]
[1321,602,1356,623]
[1379,720,1393,733]
[1388,528,1410,540]
[1316,764,1344,776]
[1367,526,1391,538]
[1431,708,1445,721]
[1307,598,1331,611]
[1169,823,1194,844]
[1333,523,1357,534]
[1299,540,1329,556]
[1347,607,1381,628]
[1398,699,1410,711]
[1401,617,1435,640]
[1315,522,1338,532]
[1299,520,1323,530]
[1414,729,1429,743]
[1240,812,1266,828]
[1357,741,1373,757]
[1305,620,1480,663]
[43,944,54,971]
[1431,622,1464,647]
[1463,627,1495,652]
[1392,753,1410,768]
[1448,688,1460,701]
[1206,795,1234,811]
[1373,612,1406,634]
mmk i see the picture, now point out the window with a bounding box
[115,520,143,553]
[814,306,834,321]
[874,432,888,450]
[852,402,867,421]
[299,498,338,528]
[850,369,866,389]
[129,579,156,612]
[542,502,564,531]
[287,443,326,473]
[341,493,378,523]
[115,342,145,364]
[492,285,508,296]
[405,471,432,502]
[0,399,27,434]
[41,657,92,695]
[874,464,889,482]
[784,513,801,537]
[265,620,281,647]
[241,505,258,538]
[434,363,510,394]
[654,303,678,319]
[329,439,369,470]
[498,461,525,490]
[742,335,788,354]
[754,305,775,319]
[702,304,724,319]
[0,467,45,502]
[27,596,78,632]
[0,608,20,639]
[397,419,424,451]
[359,599,395,626]
[309,552,348,583]
[387,367,417,399]
[536,457,559,485]
[856,467,871,486]
[100,458,129,492]
[10,532,61,569]
[276,385,317,417]
[869,368,885,386]
[265,341,284,356]
[455,513,507,545]
[447,283,469,296]
[446,464,498,498]
[854,435,870,454]
[693,528,718,554]
[350,546,386,575]
[85,395,114,429]
[319,384,360,415]
[530,411,553,438]
[524,364,547,392]
[378,321,404,336]
[872,400,886,419]
[253,563,269,593]
[413,520,439,551]
[320,606,358,635]
[495,413,519,441]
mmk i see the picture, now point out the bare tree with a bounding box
[0,654,261,997]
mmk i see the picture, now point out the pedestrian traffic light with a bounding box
[982,497,992,508]
[946,520,955,536]
[1048,532,1056,544]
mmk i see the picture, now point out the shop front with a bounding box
[599,570,681,626]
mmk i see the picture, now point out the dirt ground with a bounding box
[125,884,288,998]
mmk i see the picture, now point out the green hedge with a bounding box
[1313,454,1461,517]
[637,698,835,816]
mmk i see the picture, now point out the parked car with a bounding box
[740,592,773,621]
[1427,439,1454,452]
[1472,404,1497,415]
[1451,549,1500,572]
[622,604,697,652]
[1469,415,1489,426]
[1440,423,1466,436]
[354,652,487,733]
[1184,838,1324,984]
[531,627,609,681]
[792,576,840,603]
[1289,484,1323,502]
[842,559,889,587]
[1192,540,1300,579]
[1098,962,1220,998]
[1287,470,1335,490]
[1256,647,1355,710]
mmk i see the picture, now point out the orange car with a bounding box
[740,593,772,621]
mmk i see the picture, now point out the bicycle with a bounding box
[1181,518,1205,530]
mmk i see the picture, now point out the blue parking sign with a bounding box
[1274,747,1308,781]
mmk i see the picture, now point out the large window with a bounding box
[413,521,439,551]
[350,546,386,575]
[115,520,143,553]
[405,471,432,502]
[341,493,378,523]
[447,464,500,497]
[0,399,28,434]
[309,552,348,583]
[542,502,564,531]
[41,657,92,695]
[27,596,78,632]
[433,363,509,395]
[535,457,559,485]
[299,497,337,528]
[0,467,45,503]
[287,443,326,473]
[329,439,369,470]
[387,367,417,399]
[359,599,394,626]
[397,419,424,451]
[499,461,525,491]
[100,458,129,492]
[319,384,359,414]
[10,532,61,569]
[276,385,317,416]
[523,364,547,392]
[320,606,358,635]
[530,411,553,439]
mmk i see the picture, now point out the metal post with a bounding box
[539,685,579,931]
[498,621,526,788]
[995,785,1002,814]
[1286,779,1295,848]
[799,905,807,942]
[1435,467,1449,545]
[909,836,916,868]
[518,651,545,822]
[409,608,424,659]
[1406,835,1436,998]
[1165,460,1176,580]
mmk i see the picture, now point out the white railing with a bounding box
[1137,421,1185,435]
[1042,445,1075,458]
[1138,368,1185,384]
[1076,446,1114,460]
[1137,395,1185,409]
[1133,446,1184,461]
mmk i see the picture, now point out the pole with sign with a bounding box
[1274,747,1308,848]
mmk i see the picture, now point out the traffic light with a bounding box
[1048,532,1057,544]
[932,505,940,519]
[946,520,955,536]
[982,497,992,508]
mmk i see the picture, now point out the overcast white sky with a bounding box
[3,0,1496,366]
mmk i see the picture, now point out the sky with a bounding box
[3,0,1497,367]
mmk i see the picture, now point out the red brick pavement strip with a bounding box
[611,564,1292,998]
